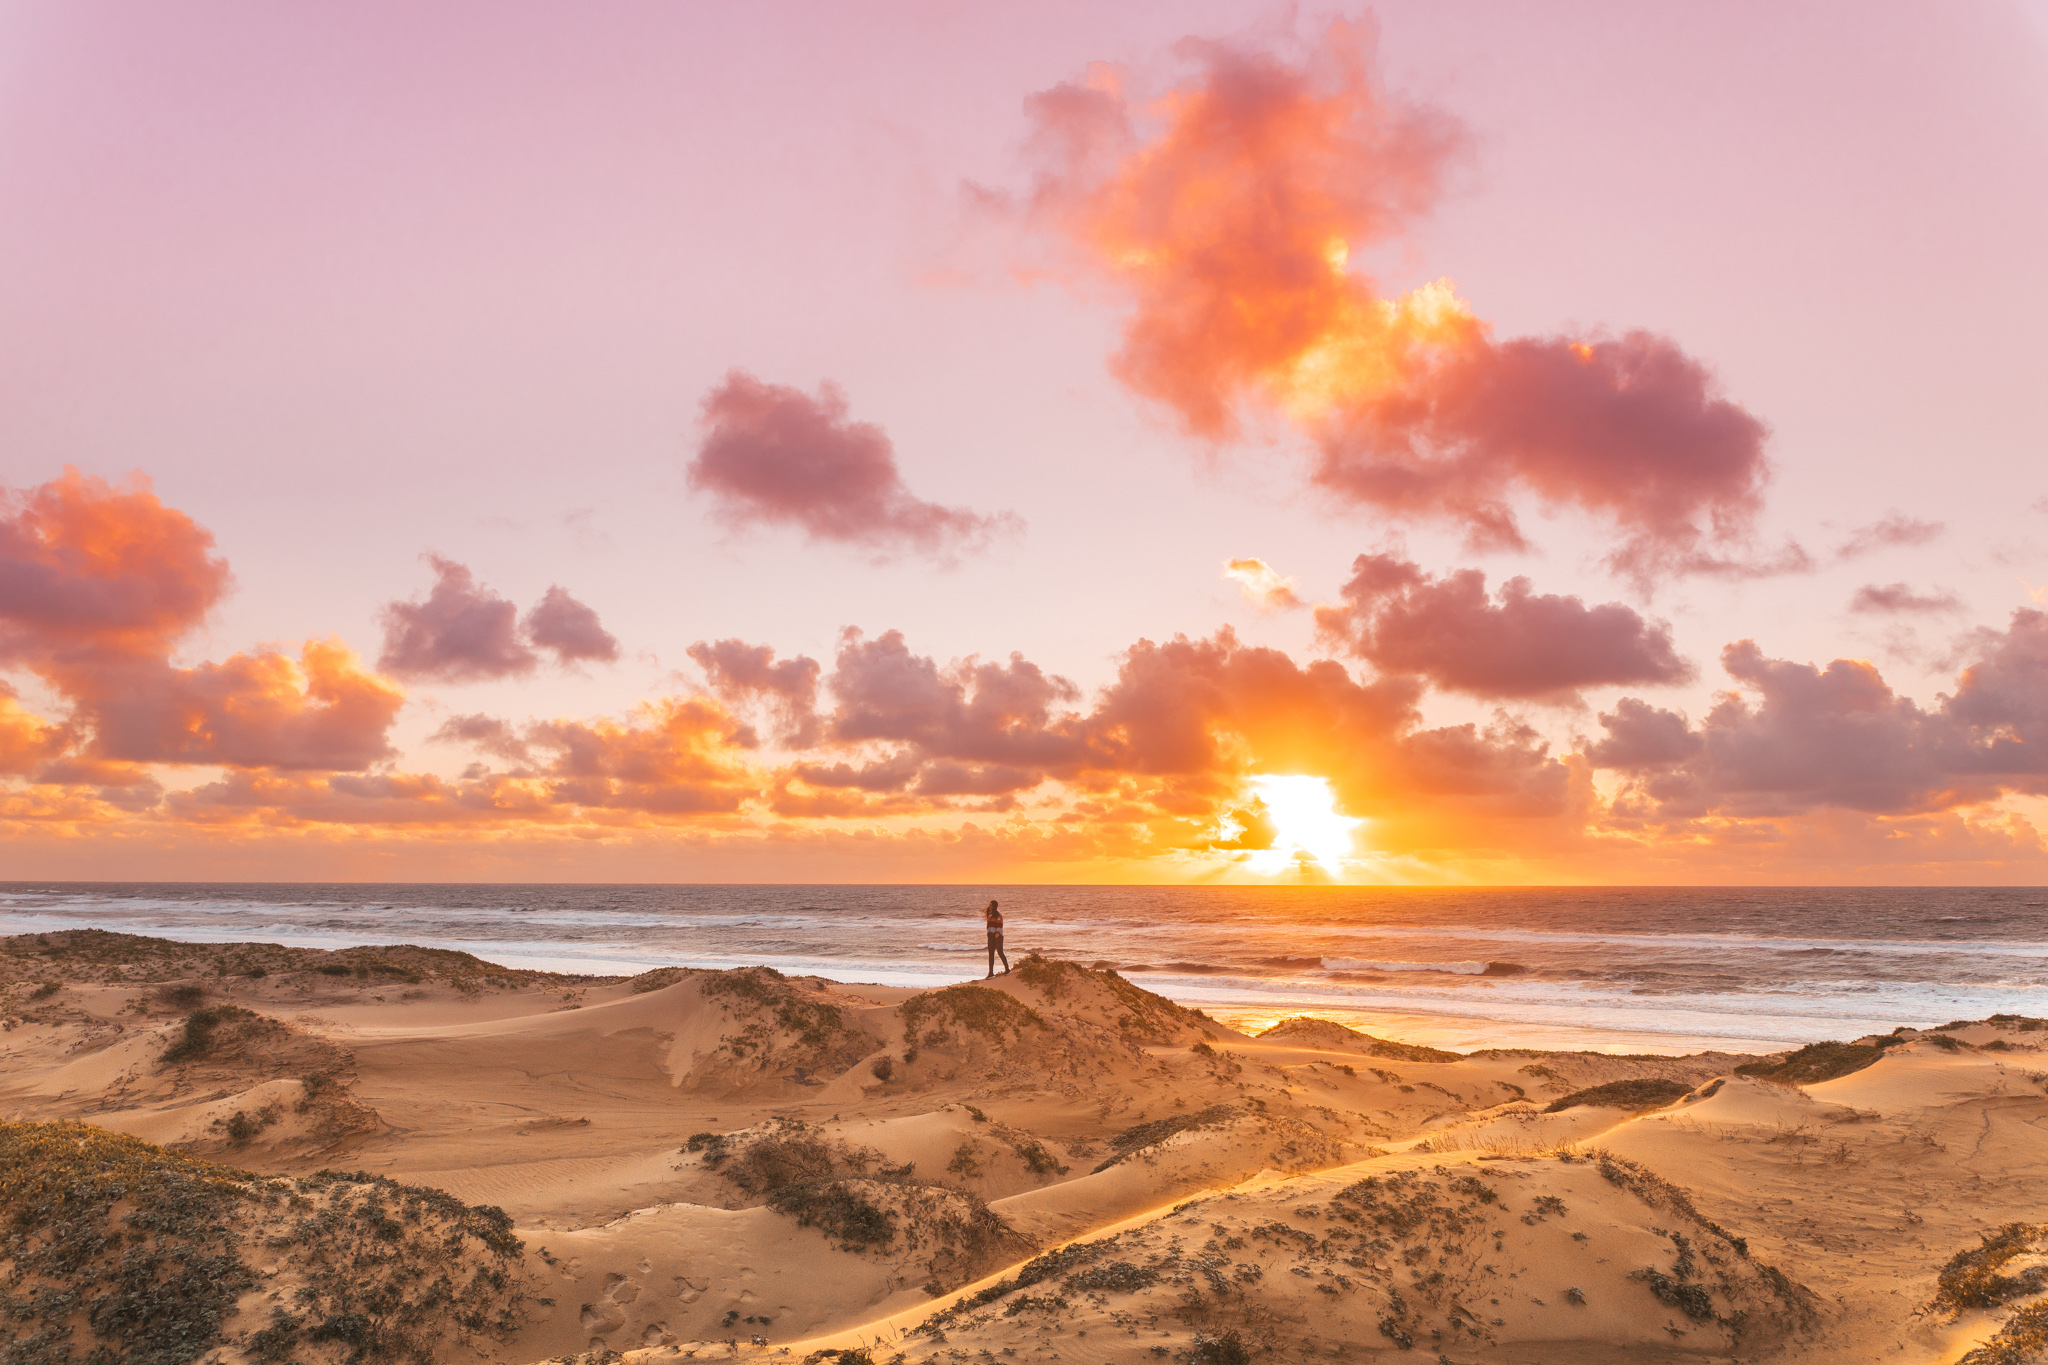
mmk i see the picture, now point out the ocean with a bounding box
[4,883,2044,1055]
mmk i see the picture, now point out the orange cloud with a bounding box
[4,468,2045,882]
[1009,23,1771,578]
[1223,558,1303,610]
[171,694,762,831]
[0,693,67,776]
[0,468,230,662]
[0,471,405,781]
[66,641,403,772]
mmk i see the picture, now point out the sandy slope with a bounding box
[6,933,2048,1364]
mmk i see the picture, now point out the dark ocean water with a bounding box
[4,883,2044,1054]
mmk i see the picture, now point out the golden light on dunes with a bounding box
[1244,773,1362,872]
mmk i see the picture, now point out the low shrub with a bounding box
[1735,1040,1887,1085]
[161,1005,259,1064]
[1093,1106,1237,1173]
[1542,1078,1692,1114]
[1929,1223,2048,1316]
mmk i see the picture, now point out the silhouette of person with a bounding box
[984,899,1009,978]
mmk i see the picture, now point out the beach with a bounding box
[6,923,2048,1363]
[6,883,2045,1055]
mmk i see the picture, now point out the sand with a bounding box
[4,931,2048,1364]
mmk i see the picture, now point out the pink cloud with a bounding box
[689,371,1018,556]
[380,558,620,682]
[0,471,403,776]
[1593,610,2048,818]
[1008,24,1772,580]
[523,586,620,665]
[687,637,822,746]
[0,469,230,664]
[1312,331,1772,578]
[1835,513,1945,560]
[1316,553,1692,700]
[1849,582,1963,614]
[379,556,536,682]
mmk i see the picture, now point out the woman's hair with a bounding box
[987,899,999,910]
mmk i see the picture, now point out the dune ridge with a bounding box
[6,929,2048,1363]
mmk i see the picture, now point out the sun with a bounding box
[1244,774,1361,871]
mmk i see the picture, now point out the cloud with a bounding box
[1835,513,1944,560]
[429,713,531,763]
[1006,23,1770,579]
[0,469,231,663]
[521,697,762,815]
[379,558,620,682]
[246,694,764,826]
[1315,553,1692,700]
[0,471,404,777]
[1592,611,2048,820]
[379,556,537,682]
[1223,558,1303,610]
[788,628,1087,798]
[688,638,823,746]
[1849,583,1963,614]
[523,586,620,665]
[0,693,68,776]
[78,640,402,771]
[689,371,1019,556]
[1584,697,1702,771]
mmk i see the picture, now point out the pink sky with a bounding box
[2,1,2047,882]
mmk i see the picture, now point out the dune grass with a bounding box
[1541,1078,1693,1114]
[0,1121,529,1365]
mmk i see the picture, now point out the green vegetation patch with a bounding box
[1735,1040,1893,1086]
[160,1004,264,1064]
[1092,1105,1238,1173]
[698,967,874,1077]
[1929,1223,2048,1317]
[628,966,687,993]
[918,1233,1127,1331]
[1256,1016,1458,1063]
[1013,955,1215,1041]
[901,984,1044,1048]
[0,1121,531,1365]
[1961,1300,2048,1365]
[0,1121,261,1365]
[1542,1078,1693,1114]
[0,928,598,991]
[697,1120,1024,1285]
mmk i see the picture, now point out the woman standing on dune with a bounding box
[984,899,1009,978]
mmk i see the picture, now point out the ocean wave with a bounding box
[1322,958,1526,976]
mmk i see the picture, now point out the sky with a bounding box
[3,0,2047,883]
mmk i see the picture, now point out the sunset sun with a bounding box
[1246,774,1362,871]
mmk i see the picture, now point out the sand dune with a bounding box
[6,930,2048,1362]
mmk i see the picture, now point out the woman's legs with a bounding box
[995,939,1009,974]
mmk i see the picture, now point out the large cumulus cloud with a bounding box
[1003,22,1772,579]
[0,471,402,780]
[1316,553,1692,701]
[1593,610,2048,821]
